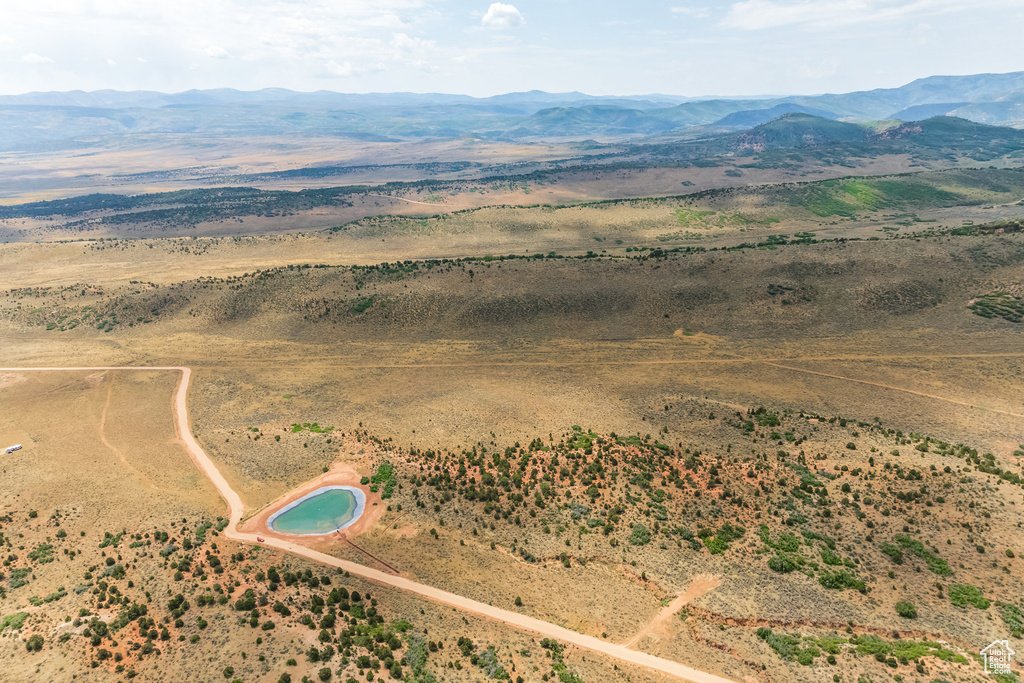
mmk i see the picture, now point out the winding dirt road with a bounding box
[2,366,737,683]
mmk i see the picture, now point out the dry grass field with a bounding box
[0,136,581,203]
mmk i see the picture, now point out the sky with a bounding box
[1,0,1022,97]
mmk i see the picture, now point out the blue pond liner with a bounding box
[267,485,366,536]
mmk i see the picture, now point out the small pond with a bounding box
[267,486,365,535]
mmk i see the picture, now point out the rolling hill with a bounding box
[711,104,839,129]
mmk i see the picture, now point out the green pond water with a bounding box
[269,487,361,535]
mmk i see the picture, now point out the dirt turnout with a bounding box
[625,575,723,649]
[0,365,738,683]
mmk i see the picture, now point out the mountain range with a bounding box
[1,71,1024,150]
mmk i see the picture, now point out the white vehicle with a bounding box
[4,444,22,454]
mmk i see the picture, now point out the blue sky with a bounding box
[1,1,1022,97]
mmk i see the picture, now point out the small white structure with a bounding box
[4,444,22,454]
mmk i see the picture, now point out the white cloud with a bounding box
[323,60,355,77]
[0,1,436,85]
[386,32,438,71]
[106,58,117,65]
[20,52,53,64]
[410,59,438,73]
[481,3,525,29]
[671,6,711,18]
[205,45,230,59]
[0,34,14,49]
[390,32,434,53]
[911,21,938,45]
[798,61,839,79]
[318,59,389,78]
[721,0,1023,31]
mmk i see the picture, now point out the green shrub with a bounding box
[628,524,651,546]
[895,601,917,618]
[998,602,1024,637]
[768,555,798,573]
[949,584,989,610]
[820,547,843,566]
[703,523,744,554]
[350,296,375,313]
[851,634,966,664]
[880,543,903,565]
[371,461,397,499]
[9,568,30,589]
[760,526,800,552]
[818,570,865,592]
[27,543,54,564]
[703,537,728,554]
[895,535,950,575]
[0,613,29,632]
[755,627,820,665]
[968,293,1024,323]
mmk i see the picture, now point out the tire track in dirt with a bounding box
[97,374,158,490]
[365,194,449,207]
[762,361,1024,419]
